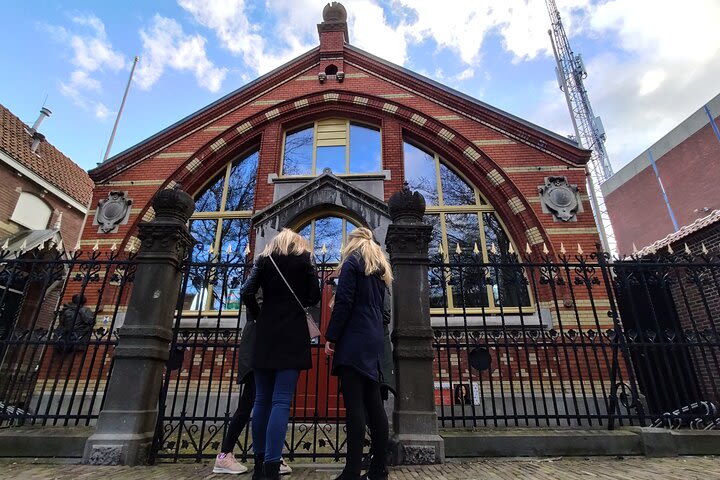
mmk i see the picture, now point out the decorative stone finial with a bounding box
[323,2,347,23]
[152,188,195,224]
[388,183,426,223]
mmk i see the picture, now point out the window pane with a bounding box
[483,213,530,307]
[445,213,487,308]
[440,163,476,206]
[211,219,251,310]
[225,150,258,211]
[186,219,218,311]
[195,172,225,212]
[349,124,381,173]
[313,216,343,262]
[424,214,446,308]
[283,127,313,175]
[403,142,439,206]
[316,146,345,174]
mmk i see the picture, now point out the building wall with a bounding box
[0,162,86,250]
[604,96,720,254]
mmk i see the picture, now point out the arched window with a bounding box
[281,119,382,176]
[403,140,531,312]
[297,215,360,263]
[11,192,52,230]
[185,148,258,312]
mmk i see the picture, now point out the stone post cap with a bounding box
[388,183,426,224]
[152,186,195,223]
[323,2,347,22]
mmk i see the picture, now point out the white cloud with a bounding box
[50,14,124,120]
[135,14,228,92]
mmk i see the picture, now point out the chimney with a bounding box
[31,132,45,154]
[28,107,52,136]
[317,2,348,83]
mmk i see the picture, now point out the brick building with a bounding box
[602,93,720,254]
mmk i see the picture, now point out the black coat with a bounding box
[241,252,321,371]
[326,253,386,382]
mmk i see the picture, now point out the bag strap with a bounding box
[267,255,307,314]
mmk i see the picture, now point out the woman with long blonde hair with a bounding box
[236,228,320,480]
[325,227,392,480]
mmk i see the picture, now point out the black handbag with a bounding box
[235,319,255,384]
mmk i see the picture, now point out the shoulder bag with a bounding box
[268,255,322,339]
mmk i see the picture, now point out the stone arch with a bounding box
[251,171,390,256]
[126,91,556,256]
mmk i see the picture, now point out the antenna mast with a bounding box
[546,0,615,253]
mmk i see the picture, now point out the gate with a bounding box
[152,252,348,462]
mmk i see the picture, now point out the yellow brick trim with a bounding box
[156,152,194,159]
[505,166,586,173]
[379,93,413,99]
[353,96,369,106]
[487,169,505,186]
[210,138,226,152]
[251,99,283,106]
[203,126,231,132]
[473,139,517,146]
[382,103,398,114]
[410,114,427,126]
[142,207,156,222]
[438,128,455,142]
[507,196,526,215]
[104,180,165,187]
[324,93,339,102]
[546,227,599,235]
[236,122,253,134]
[185,158,202,173]
[526,227,543,245]
[294,99,309,109]
[265,109,280,120]
[435,115,462,121]
[463,146,481,162]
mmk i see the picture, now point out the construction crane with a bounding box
[546,0,615,254]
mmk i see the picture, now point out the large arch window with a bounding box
[281,119,382,176]
[403,141,531,313]
[186,148,259,312]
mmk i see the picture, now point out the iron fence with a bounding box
[431,249,720,430]
[0,249,135,428]
[152,253,351,462]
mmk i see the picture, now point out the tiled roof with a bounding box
[637,209,720,256]
[0,103,93,206]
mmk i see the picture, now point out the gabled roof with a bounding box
[92,38,589,182]
[0,104,93,206]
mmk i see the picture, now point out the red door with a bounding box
[293,268,345,420]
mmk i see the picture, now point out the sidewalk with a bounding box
[0,457,718,480]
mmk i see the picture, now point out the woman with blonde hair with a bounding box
[239,228,321,480]
[325,227,392,480]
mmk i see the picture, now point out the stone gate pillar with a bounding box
[83,188,195,465]
[385,185,445,464]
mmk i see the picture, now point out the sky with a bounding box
[0,0,718,174]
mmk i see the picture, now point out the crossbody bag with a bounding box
[268,255,322,339]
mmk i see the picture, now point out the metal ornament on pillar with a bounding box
[385,183,445,464]
[83,187,195,466]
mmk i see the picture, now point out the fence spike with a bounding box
[93,240,100,251]
[244,243,251,255]
[455,242,462,255]
[226,244,233,254]
[560,242,566,254]
[508,243,515,255]
[702,243,709,255]
[56,239,63,252]
[667,244,674,254]
[489,242,497,255]
[438,244,444,255]
[542,242,549,255]
[685,243,692,255]
[111,242,117,251]
[20,239,27,251]
[321,243,328,255]
[2,238,9,250]
[473,242,480,255]
[577,243,584,255]
[632,243,638,254]
[525,243,532,255]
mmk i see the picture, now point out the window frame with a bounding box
[403,139,536,318]
[279,119,382,177]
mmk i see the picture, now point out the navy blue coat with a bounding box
[326,253,386,382]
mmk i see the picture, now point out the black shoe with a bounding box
[263,461,281,480]
[333,470,362,480]
[361,470,389,480]
[252,455,265,480]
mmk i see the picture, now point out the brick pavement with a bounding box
[1,457,719,480]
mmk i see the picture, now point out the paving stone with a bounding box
[0,457,718,480]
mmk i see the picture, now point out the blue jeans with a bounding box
[252,368,299,462]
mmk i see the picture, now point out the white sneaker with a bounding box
[213,452,248,474]
[279,458,292,475]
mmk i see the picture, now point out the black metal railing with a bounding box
[431,249,720,430]
[152,252,348,462]
[0,249,135,429]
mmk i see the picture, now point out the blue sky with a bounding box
[1,0,718,173]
